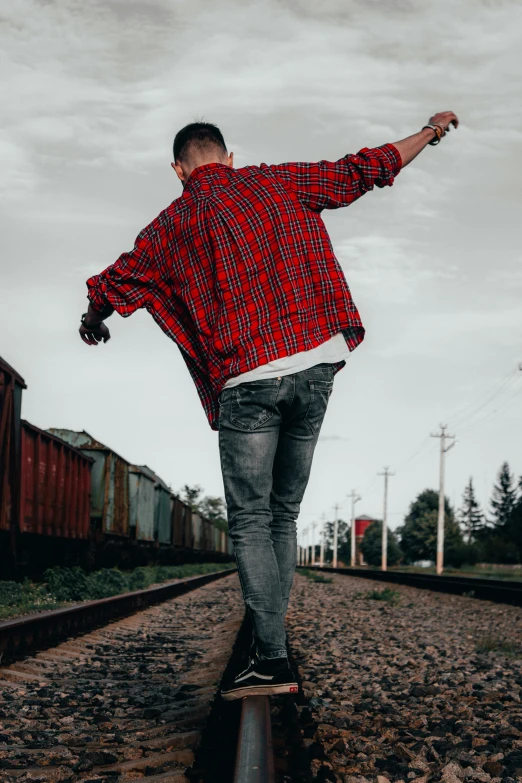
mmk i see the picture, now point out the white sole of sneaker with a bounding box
[221,683,298,701]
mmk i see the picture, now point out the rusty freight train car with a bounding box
[0,357,27,573]
[1,356,233,575]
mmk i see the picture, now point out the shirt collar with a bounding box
[184,163,232,194]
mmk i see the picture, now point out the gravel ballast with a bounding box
[0,574,243,782]
[287,573,522,783]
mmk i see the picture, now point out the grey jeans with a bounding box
[218,363,334,660]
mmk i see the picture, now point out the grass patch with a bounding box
[476,634,522,657]
[359,587,401,605]
[299,568,333,583]
[0,562,233,621]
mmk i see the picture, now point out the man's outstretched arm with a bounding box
[269,110,459,211]
[78,228,156,347]
[392,111,459,167]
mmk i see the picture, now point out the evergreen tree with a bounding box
[324,518,349,561]
[459,477,484,543]
[490,462,517,529]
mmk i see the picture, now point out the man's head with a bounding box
[172,122,233,185]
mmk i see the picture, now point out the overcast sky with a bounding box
[1,0,521,542]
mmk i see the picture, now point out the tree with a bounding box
[360,520,403,567]
[178,485,228,532]
[400,489,462,564]
[323,518,349,561]
[199,495,228,532]
[179,484,204,512]
[490,462,517,529]
[459,477,484,543]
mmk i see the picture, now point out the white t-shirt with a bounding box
[223,332,350,389]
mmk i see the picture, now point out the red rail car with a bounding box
[0,357,27,573]
[1,355,233,575]
[0,358,26,534]
[20,422,92,541]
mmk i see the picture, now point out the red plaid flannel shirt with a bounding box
[87,143,401,429]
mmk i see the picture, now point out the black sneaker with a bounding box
[221,656,298,701]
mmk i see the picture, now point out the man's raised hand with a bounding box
[428,111,459,136]
[79,322,111,346]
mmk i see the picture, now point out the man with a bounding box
[80,112,458,699]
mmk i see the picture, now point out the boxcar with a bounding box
[138,466,171,545]
[0,357,26,548]
[19,422,92,541]
[170,495,185,548]
[128,466,155,542]
[191,512,203,550]
[181,502,193,548]
[48,430,130,539]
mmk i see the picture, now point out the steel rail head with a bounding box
[234,695,275,783]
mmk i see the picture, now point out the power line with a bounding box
[447,366,521,429]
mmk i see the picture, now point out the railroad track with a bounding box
[301,565,522,606]
[0,569,296,782]
[13,568,522,783]
[0,568,237,665]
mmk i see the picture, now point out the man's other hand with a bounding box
[79,321,111,346]
[428,111,459,136]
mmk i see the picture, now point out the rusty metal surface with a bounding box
[170,495,185,547]
[0,567,236,664]
[0,357,26,536]
[234,696,275,783]
[128,466,155,541]
[183,504,194,548]
[138,465,172,545]
[48,429,130,538]
[19,422,92,539]
[192,512,203,550]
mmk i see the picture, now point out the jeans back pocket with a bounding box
[229,378,282,431]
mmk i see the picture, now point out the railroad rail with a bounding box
[234,696,275,783]
[0,567,236,664]
[302,565,522,606]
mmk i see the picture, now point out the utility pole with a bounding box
[319,513,326,567]
[303,527,309,565]
[310,522,317,565]
[348,490,361,567]
[378,467,395,571]
[332,505,340,568]
[431,425,456,575]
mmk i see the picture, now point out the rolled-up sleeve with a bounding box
[267,143,402,212]
[86,230,156,316]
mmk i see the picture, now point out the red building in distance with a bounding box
[354,514,377,566]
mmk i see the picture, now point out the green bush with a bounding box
[0,562,233,621]
[44,566,90,602]
[87,568,129,599]
[0,581,26,604]
[127,566,150,591]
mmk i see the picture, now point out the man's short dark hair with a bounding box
[173,122,227,163]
